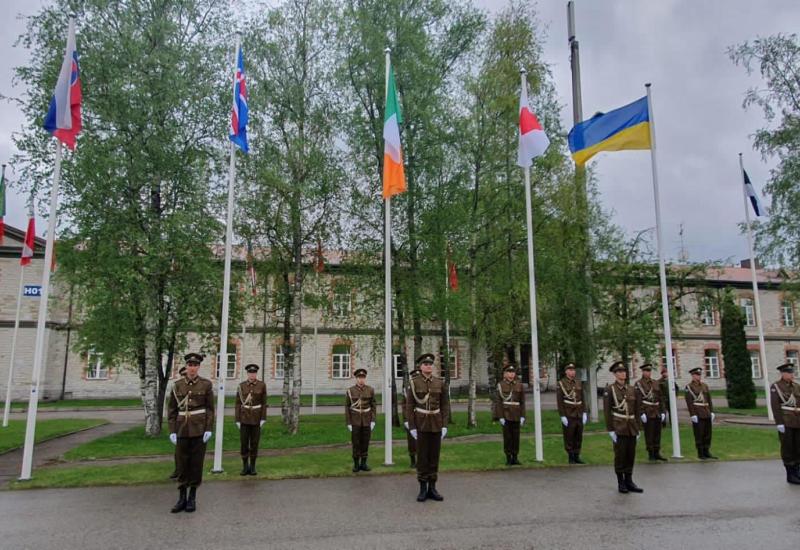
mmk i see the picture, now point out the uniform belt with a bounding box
[415,407,440,415]
[502,402,520,406]
[642,400,659,406]
[564,400,582,406]
[612,412,634,420]
[693,403,709,407]
[178,409,206,416]
[781,406,800,412]
[351,407,372,413]
[242,404,262,410]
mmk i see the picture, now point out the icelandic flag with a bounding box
[43,19,82,150]
[517,77,549,167]
[229,45,249,154]
[742,169,763,217]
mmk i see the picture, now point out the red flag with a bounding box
[314,239,325,274]
[516,75,549,167]
[448,260,458,291]
[21,216,35,266]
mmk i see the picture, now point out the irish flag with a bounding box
[516,79,549,167]
[382,63,406,198]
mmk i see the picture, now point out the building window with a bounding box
[749,350,762,379]
[331,285,353,318]
[660,346,678,375]
[740,298,756,326]
[704,349,720,379]
[274,348,285,379]
[215,352,237,379]
[786,350,799,367]
[698,301,715,326]
[86,350,108,380]
[782,300,795,327]
[393,354,405,378]
[332,344,352,379]
[438,343,460,379]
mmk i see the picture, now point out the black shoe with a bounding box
[185,488,197,513]
[654,452,668,462]
[352,458,360,473]
[624,473,643,493]
[511,454,521,465]
[505,454,512,466]
[705,449,718,460]
[698,449,707,460]
[427,481,444,501]
[573,454,586,464]
[409,455,416,468]
[170,488,187,513]
[568,453,576,464]
[616,473,629,494]
[416,481,428,502]
[240,458,249,476]
[789,465,800,485]
[648,451,656,462]
[169,469,179,480]
[248,458,257,476]
[360,457,371,472]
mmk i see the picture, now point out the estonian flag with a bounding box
[742,169,763,217]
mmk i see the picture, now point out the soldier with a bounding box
[401,365,420,468]
[635,363,667,462]
[604,361,643,494]
[556,362,587,464]
[345,368,376,472]
[169,365,188,480]
[493,363,526,465]
[770,363,800,485]
[685,366,717,460]
[167,353,214,513]
[405,353,450,502]
[235,364,267,476]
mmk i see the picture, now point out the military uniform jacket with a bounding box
[684,380,713,419]
[235,380,267,425]
[167,376,215,437]
[634,377,665,418]
[604,382,641,436]
[345,384,377,427]
[405,374,450,432]
[556,377,585,418]
[771,379,800,429]
[493,379,526,422]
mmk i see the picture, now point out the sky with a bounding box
[1,0,798,265]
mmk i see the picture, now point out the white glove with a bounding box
[777,424,786,434]
[441,427,448,440]
[711,412,716,422]
[260,420,265,428]
[370,421,376,431]
[582,412,588,425]
[691,415,698,424]
[560,416,569,427]
[202,431,212,443]
[660,413,666,422]
[640,413,648,424]
[636,433,641,441]
[410,429,418,440]
[169,433,177,445]
[520,417,526,426]
[347,424,353,432]
[404,421,409,430]
[499,418,506,426]
[609,431,618,444]
[236,422,241,430]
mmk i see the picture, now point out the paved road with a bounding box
[0,460,795,550]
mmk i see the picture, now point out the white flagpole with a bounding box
[212,34,241,473]
[646,83,682,458]
[19,140,62,480]
[3,267,26,427]
[383,47,394,466]
[739,153,773,421]
[520,69,543,462]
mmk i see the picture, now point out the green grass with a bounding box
[64,410,605,461]
[11,394,370,410]
[716,406,769,416]
[0,419,108,454]
[12,424,780,490]
[710,389,766,398]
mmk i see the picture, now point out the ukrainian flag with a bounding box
[568,96,651,165]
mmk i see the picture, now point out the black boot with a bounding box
[511,454,521,465]
[240,458,249,476]
[698,448,707,460]
[427,481,444,501]
[505,454,512,466]
[185,487,197,513]
[416,481,428,502]
[573,454,586,465]
[624,473,643,493]
[616,473,629,494]
[352,458,360,473]
[648,451,656,462]
[248,458,257,476]
[170,488,187,513]
[705,448,718,460]
[654,450,668,462]
[360,457,371,472]
[169,469,179,480]
[409,454,416,468]
[568,453,576,464]
[789,465,800,485]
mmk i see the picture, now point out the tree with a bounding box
[720,292,757,409]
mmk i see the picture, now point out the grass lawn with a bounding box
[64,411,606,461]
[0,419,108,454]
[716,406,769,416]
[11,394,369,410]
[710,389,766,399]
[12,424,780,490]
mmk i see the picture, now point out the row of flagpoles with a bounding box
[6,11,774,477]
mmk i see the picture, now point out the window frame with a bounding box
[782,299,795,327]
[331,344,352,379]
[86,349,108,380]
[749,350,762,379]
[704,349,720,379]
[215,352,237,380]
[740,298,756,326]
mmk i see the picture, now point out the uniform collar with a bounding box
[614,381,626,390]
[186,376,198,385]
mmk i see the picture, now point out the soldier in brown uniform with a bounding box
[604,361,644,494]
[235,364,267,476]
[401,366,420,468]
[405,353,450,502]
[635,363,667,462]
[167,353,215,513]
[345,368,376,472]
[556,362,587,464]
[770,363,800,484]
[685,366,717,460]
[493,364,526,465]
[169,365,188,480]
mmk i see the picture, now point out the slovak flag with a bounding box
[230,45,249,154]
[43,18,82,150]
[516,77,549,167]
[742,169,763,217]
[21,216,36,267]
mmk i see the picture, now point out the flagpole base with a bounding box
[210,468,224,474]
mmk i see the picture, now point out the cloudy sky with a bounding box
[1,0,798,264]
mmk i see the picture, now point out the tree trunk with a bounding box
[281,275,292,426]
[141,317,161,436]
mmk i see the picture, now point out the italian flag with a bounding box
[382,63,406,198]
